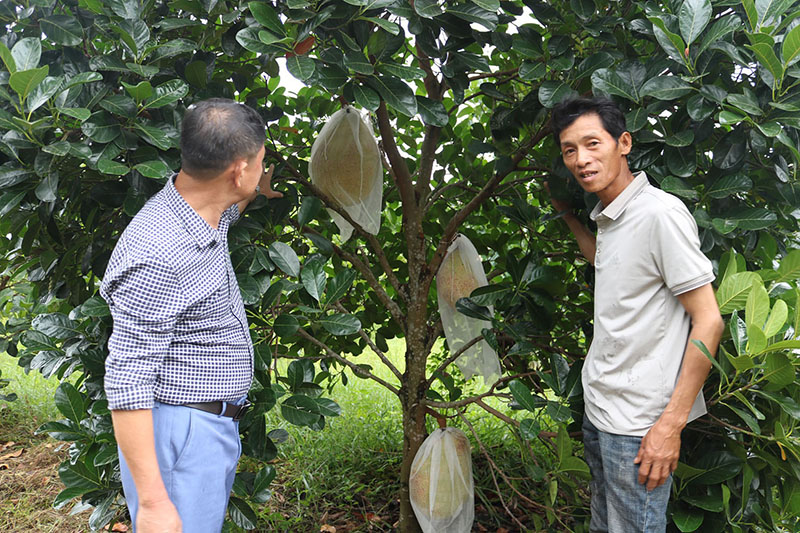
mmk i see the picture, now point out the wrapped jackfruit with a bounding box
[409,427,474,533]
[309,106,382,241]
[437,234,501,383]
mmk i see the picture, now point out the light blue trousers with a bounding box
[119,401,242,533]
[582,417,672,533]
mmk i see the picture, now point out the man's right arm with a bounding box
[548,190,597,264]
[111,409,182,532]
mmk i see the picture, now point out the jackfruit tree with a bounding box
[1,0,800,531]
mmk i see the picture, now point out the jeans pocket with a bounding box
[171,408,196,470]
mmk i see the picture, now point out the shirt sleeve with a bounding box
[650,203,714,296]
[101,256,185,410]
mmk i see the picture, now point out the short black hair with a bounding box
[551,97,627,144]
[180,98,266,179]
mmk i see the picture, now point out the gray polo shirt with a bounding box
[583,172,714,437]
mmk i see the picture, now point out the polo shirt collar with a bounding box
[164,174,219,248]
[590,171,649,222]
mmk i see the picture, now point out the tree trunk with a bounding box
[397,334,430,532]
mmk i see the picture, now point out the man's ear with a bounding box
[230,159,247,188]
[619,131,632,156]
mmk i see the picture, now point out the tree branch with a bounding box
[295,222,407,333]
[297,327,400,395]
[334,302,403,381]
[424,371,538,410]
[425,334,484,387]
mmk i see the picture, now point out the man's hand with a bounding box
[137,496,182,533]
[544,181,572,215]
[634,416,682,490]
[259,163,283,199]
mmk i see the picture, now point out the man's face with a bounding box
[559,113,631,204]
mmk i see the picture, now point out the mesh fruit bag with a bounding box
[309,105,382,241]
[436,234,501,383]
[409,427,474,533]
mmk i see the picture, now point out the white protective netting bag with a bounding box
[409,428,474,533]
[436,234,501,383]
[309,105,382,241]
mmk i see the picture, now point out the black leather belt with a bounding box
[184,400,251,420]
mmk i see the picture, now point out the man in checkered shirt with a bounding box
[101,99,281,533]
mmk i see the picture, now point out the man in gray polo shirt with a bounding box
[549,97,724,532]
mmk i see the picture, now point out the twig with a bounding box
[426,334,484,387]
[334,302,403,381]
[297,327,400,395]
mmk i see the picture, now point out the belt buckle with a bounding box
[233,399,252,420]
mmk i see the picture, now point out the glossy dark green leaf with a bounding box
[134,160,171,179]
[287,359,314,389]
[649,17,686,62]
[319,313,361,335]
[286,55,316,81]
[273,314,299,338]
[519,418,540,440]
[315,397,341,417]
[455,298,493,321]
[353,84,380,111]
[672,506,704,532]
[416,96,448,127]
[414,0,443,18]
[448,4,498,30]
[678,0,711,46]
[59,461,101,491]
[268,242,300,277]
[324,269,356,305]
[143,79,188,109]
[728,207,776,230]
[37,420,85,441]
[9,66,49,98]
[11,37,41,71]
[640,76,694,100]
[228,497,258,530]
[301,260,326,302]
[538,81,577,108]
[592,68,638,102]
[692,451,742,484]
[707,173,752,199]
[509,380,539,412]
[249,2,285,36]
[665,146,696,177]
[281,394,322,426]
[368,75,417,117]
[97,159,129,175]
[661,177,698,200]
[519,61,546,81]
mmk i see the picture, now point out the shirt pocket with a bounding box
[181,282,228,323]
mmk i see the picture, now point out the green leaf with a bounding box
[258,30,286,45]
[37,420,84,441]
[707,173,752,199]
[640,76,694,100]
[368,75,417,117]
[678,0,712,46]
[743,0,758,29]
[697,14,741,56]
[0,42,16,73]
[776,250,800,282]
[508,380,540,412]
[559,456,590,477]
[728,207,777,230]
[519,418,540,440]
[319,313,361,336]
[649,17,686,62]
[236,27,278,54]
[378,62,425,80]
[325,270,356,304]
[228,497,258,530]
[249,2,285,36]
[717,272,761,314]
[455,298,493,321]
[752,390,800,420]
[273,314,299,338]
[448,3,498,30]
[9,66,49,99]
[416,96,448,127]
[97,159,129,176]
[519,61,546,81]
[763,299,788,337]
[361,17,400,35]
[591,68,639,103]
[764,352,794,387]
[538,81,577,108]
[58,106,91,121]
[41,16,84,47]
[661,177,698,200]
[472,0,499,10]
[11,38,41,71]
[286,55,316,81]
[745,279,770,329]
[143,79,188,109]
[673,506,705,532]
[746,323,767,354]
[746,43,784,87]
[301,260,326,302]
[692,451,742,484]
[134,160,171,179]
[122,80,153,102]
[414,0,443,18]
[345,52,374,75]
[26,75,63,113]
[54,383,85,424]
[59,462,101,491]
[315,397,341,417]
[268,242,300,277]
[718,110,746,125]
[353,84,380,111]
[783,24,800,68]
[281,394,321,426]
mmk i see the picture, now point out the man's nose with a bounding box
[576,147,590,166]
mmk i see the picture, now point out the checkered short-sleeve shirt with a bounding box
[100,175,253,410]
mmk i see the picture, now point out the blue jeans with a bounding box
[119,401,242,533]
[582,417,672,533]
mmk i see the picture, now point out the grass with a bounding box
[1,342,580,532]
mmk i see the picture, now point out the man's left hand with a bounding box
[634,416,682,490]
[259,163,283,199]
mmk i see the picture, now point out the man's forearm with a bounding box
[111,409,169,504]
[562,213,597,264]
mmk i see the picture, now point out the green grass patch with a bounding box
[0,352,61,440]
